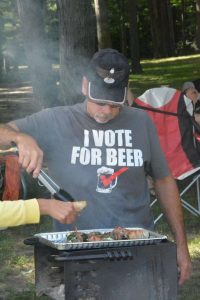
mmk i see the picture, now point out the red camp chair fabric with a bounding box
[135,87,200,179]
[0,154,20,200]
[134,87,200,220]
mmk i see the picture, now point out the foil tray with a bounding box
[34,228,167,250]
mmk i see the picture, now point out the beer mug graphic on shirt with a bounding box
[96,166,117,193]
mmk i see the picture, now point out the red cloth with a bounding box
[135,88,200,178]
[0,154,20,200]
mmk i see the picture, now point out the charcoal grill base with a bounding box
[31,240,177,300]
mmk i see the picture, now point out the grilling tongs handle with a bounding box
[54,189,75,202]
[38,170,75,202]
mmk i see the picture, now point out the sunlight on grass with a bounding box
[129,54,200,97]
[142,53,200,64]
[188,236,200,258]
[10,255,33,268]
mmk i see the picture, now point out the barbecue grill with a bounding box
[25,228,178,300]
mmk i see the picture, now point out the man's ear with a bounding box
[82,76,88,96]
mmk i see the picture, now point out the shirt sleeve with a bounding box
[13,108,55,153]
[0,199,40,227]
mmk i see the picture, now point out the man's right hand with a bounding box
[14,132,43,178]
[0,123,43,178]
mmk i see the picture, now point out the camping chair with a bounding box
[0,152,27,200]
[134,87,200,223]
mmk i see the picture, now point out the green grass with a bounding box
[0,218,52,299]
[178,236,200,300]
[151,182,200,300]
[129,53,200,97]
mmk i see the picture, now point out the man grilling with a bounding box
[0,48,191,286]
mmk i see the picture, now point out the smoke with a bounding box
[1,0,96,108]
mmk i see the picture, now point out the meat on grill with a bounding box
[67,226,149,243]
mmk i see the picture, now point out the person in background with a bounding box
[127,88,134,106]
[0,48,191,286]
[182,81,200,112]
[0,198,86,228]
[182,81,200,124]
[193,79,200,113]
[193,78,200,93]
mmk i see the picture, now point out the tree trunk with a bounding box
[0,19,3,78]
[166,0,176,55]
[195,0,200,49]
[149,0,175,58]
[57,0,96,105]
[149,0,161,58]
[181,0,186,50]
[127,0,142,74]
[17,0,59,108]
[118,0,128,56]
[94,0,112,49]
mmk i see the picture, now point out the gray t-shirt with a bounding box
[14,101,170,231]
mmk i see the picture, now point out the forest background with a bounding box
[1,1,200,299]
[1,0,200,108]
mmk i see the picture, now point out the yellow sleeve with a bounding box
[0,199,40,227]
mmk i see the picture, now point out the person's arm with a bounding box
[0,123,43,177]
[0,198,87,228]
[37,199,87,224]
[0,199,40,227]
[194,113,200,124]
[154,175,192,286]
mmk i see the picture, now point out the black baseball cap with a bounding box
[86,48,130,105]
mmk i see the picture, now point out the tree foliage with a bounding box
[0,0,200,106]
[1,0,199,66]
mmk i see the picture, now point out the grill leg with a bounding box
[34,245,64,299]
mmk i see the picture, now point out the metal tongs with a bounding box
[38,169,74,202]
[11,145,74,202]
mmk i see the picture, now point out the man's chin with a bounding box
[94,116,111,124]
[94,118,109,124]
[94,114,112,124]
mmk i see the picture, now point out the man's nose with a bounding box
[101,105,112,113]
